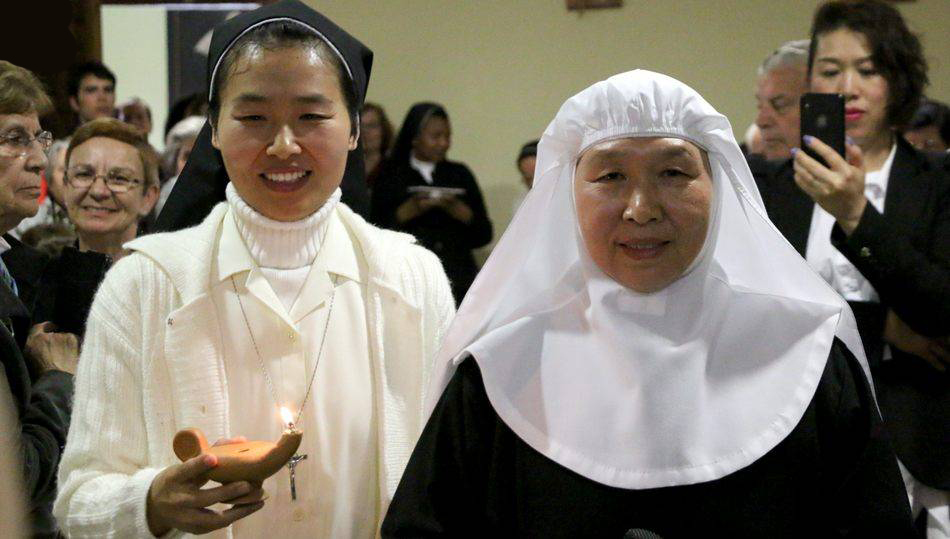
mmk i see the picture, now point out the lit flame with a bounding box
[280,407,294,428]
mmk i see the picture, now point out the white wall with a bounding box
[101,5,169,150]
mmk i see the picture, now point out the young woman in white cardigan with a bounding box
[53,2,454,537]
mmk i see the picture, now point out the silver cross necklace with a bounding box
[230,273,338,501]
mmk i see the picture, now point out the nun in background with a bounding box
[371,103,492,304]
[54,1,454,537]
[382,70,914,537]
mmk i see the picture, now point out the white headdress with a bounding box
[426,70,870,489]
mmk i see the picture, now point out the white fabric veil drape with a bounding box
[426,70,870,489]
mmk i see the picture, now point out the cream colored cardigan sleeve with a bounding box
[53,254,179,539]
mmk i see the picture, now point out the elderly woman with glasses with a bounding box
[31,118,158,339]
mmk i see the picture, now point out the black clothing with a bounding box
[750,137,950,489]
[371,159,492,302]
[32,246,111,339]
[153,0,374,232]
[0,267,73,538]
[382,343,914,538]
[2,234,49,358]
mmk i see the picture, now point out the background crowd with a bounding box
[0,0,947,537]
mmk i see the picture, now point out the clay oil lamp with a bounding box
[173,406,304,485]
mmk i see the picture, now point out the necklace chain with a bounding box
[230,273,338,427]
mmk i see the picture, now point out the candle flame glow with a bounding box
[280,407,294,427]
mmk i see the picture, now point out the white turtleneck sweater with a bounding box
[218,184,379,538]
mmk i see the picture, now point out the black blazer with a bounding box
[751,137,950,489]
[2,234,49,359]
[0,277,73,537]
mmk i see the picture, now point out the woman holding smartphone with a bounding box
[756,1,949,534]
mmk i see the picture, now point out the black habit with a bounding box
[381,340,914,538]
[152,0,374,232]
[371,159,492,303]
[750,137,950,490]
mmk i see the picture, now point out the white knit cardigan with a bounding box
[53,203,455,538]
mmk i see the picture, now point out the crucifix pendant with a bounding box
[287,453,308,501]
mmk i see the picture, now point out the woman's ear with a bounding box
[211,123,220,150]
[140,183,160,218]
[349,125,359,151]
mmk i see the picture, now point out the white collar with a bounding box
[225,182,340,270]
[409,155,436,184]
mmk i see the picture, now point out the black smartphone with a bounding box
[800,93,845,166]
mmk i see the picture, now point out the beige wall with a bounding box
[309,0,950,253]
[102,5,169,150]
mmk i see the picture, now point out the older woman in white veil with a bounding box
[382,70,913,537]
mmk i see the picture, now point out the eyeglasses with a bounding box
[0,129,53,157]
[66,166,143,193]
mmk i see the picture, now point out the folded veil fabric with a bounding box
[153,0,373,232]
[426,70,871,489]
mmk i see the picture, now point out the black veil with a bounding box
[154,0,373,232]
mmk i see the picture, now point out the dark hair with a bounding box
[807,0,928,129]
[208,21,358,135]
[908,98,950,146]
[0,60,53,115]
[517,140,539,164]
[66,61,116,98]
[361,102,394,154]
[390,102,449,164]
[67,118,160,189]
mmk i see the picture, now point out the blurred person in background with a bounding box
[755,2,949,535]
[12,137,74,240]
[118,96,153,138]
[904,98,949,153]
[741,123,766,157]
[754,39,809,161]
[0,59,77,539]
[66,61,116,125]
[372,102,493,304]
[516,139,538,190]
[33,118,159,340]
[360,102,393,190]
[153,115,204,219]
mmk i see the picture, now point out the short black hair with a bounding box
[67,61,116,98]
[517,140,538,164]
[908,99,950,146]
[208,21,358,135]
[807,0,928,129]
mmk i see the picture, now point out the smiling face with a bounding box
[810,28,890,147]
[212,45,356,222]
[0,113,46,232]
[412,115,451,163]
[65,136,157,244]
[754,65,806,159]
[574,137,713,293]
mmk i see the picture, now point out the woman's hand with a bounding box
[883,310,950,372]
[146,441,266,537]
[395,194,437,223]
[25,322,79,375]
[437,195,473,224]
[793,136,868,235]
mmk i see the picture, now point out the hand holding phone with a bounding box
[793,93,868,234]
[800,93,845,167]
